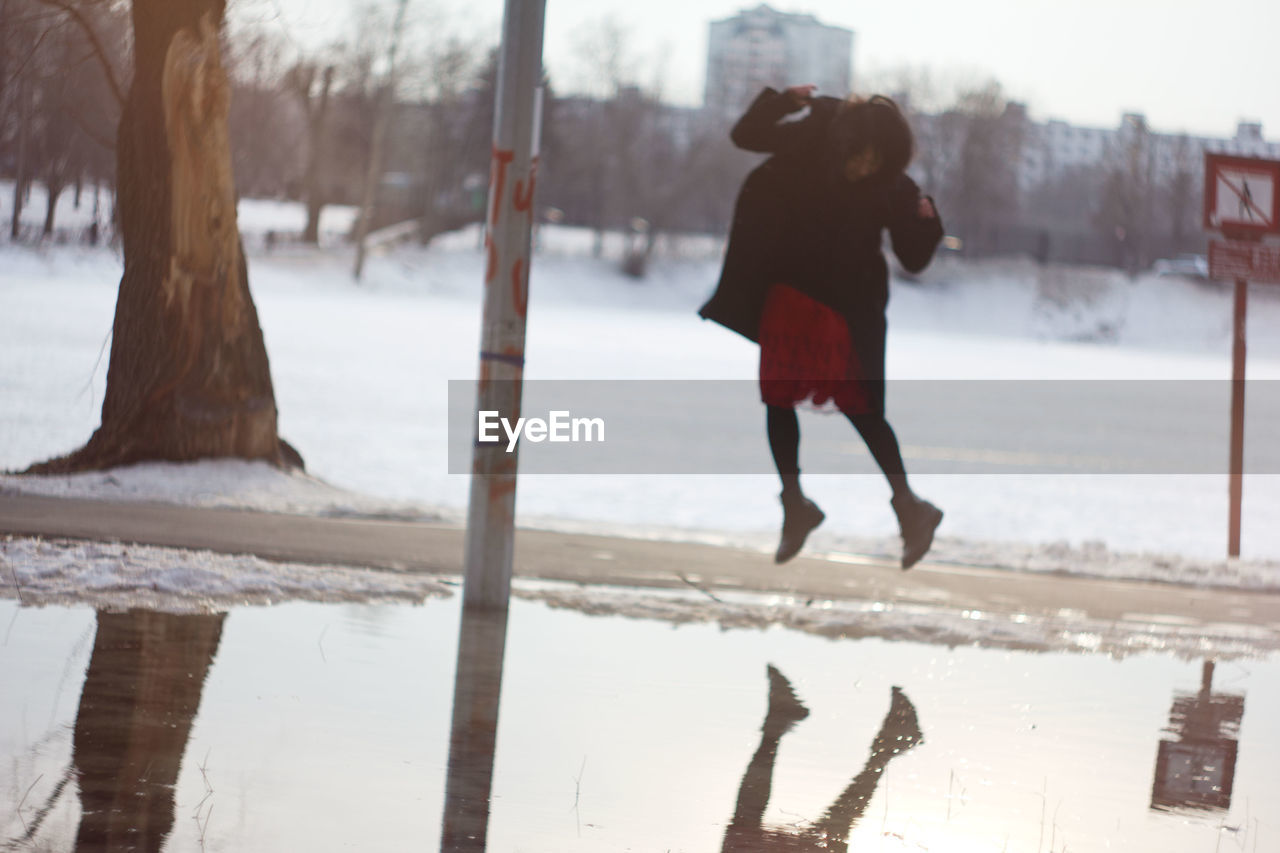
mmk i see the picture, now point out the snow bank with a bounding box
[0,535,452,612]
[514,580,1279,662]
[0,459,442,520]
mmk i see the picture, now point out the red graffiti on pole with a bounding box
[489,477,517,501]
[513,158,538,213]
[484,147,515,286]
[489,146,515,226]
[512,258,528,317]
[484,232,498,284]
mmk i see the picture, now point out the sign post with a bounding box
[1203,153,1280,557]
[463,0,545,610]
[442,3,544,850]
[1227,278,1246,557]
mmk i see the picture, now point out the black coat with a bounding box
[699,88,944,387]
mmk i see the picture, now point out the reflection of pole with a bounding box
[440,606,509,852]
[463,0,545,610]
[1228,278,1247,557]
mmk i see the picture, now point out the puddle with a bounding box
[1,593,1277,852]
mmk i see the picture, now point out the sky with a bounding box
[250,0,1279,139]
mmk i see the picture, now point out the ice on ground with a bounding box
[0,535,453,612]
[515,580,1280,662]
[2,531,1272,660]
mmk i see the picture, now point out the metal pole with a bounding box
[463,0,545,610]
[1227,277,1247,558]
[441,5,543,846]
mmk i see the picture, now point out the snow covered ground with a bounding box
[1,535,452,612]
[3,185,1280,604]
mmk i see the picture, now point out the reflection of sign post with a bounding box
[1150,661,1245,813]
[1203,153,1280,557]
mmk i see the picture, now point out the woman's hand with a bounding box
[783,84,817,106]
[918,197,937,219]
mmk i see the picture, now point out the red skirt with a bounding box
[758,284,871,414]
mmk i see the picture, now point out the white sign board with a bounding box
[1204,154,1280,237]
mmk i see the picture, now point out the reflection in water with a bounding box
[1151,660,1245,813]
[72,610,225,851]
[722,666,923,853]
[440,605,508,853]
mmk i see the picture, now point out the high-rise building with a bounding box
[704,5,854,117]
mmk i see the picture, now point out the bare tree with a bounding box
[225,26,303,201]
[404,37,491,245]
[539,15,737,275]
[1096,114,1155,274]
[27,0,297,473]
[1162,133,1202,256]
[4,0,126,240]
[936,81,1025,256]
[352,0,409,281]
[285,60,335,243]
[564,16,641,257]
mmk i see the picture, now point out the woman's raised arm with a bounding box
[730,85,818,154]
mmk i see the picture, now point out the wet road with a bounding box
[3,493,1280,641]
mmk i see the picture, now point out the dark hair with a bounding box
[828,95,914,178]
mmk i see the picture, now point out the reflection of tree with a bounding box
[73,610,225,851]
[1150,660,1245,814]
[722,666,923,853]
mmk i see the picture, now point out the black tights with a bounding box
[767,405,910,499]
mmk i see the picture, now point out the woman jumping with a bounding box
[700,85,945,567]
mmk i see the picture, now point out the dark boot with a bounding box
[776,488,824,564]
[890,494,943,570]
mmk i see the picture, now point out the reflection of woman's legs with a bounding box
[809,761,889,853]
[844,412,909,500]
[723,666,810,851]
[810,687,923,852]
[726,728,784,840]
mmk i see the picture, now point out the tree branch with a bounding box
[33,0,125,107]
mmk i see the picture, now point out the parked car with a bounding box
[1152,254,1209,279]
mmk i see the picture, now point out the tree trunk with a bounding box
[301,65,333,246]
[42,178,63,237]
[27,0,298,474]
[10,77,29,241]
